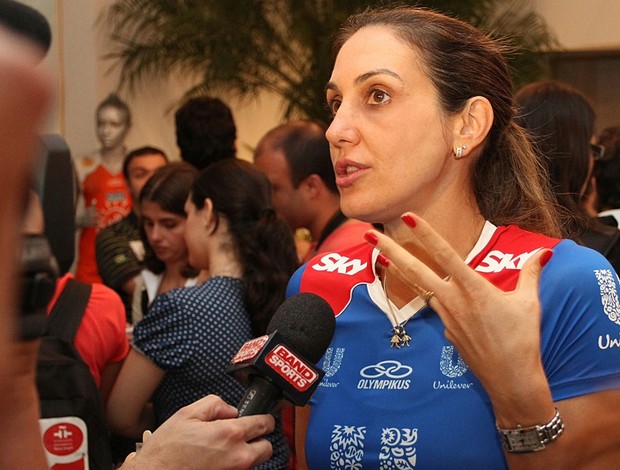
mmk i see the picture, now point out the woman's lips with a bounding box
[335,161,368,188]
[152,246,168,258]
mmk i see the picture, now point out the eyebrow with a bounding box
[325,68,403,92]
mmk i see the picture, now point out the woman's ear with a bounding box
[451,96,494,159]
[203,198,215,231]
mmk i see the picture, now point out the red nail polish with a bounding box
[377,253,390,267]
[539,250,553,267]
[364,231,379,245]
[401,213,416,228]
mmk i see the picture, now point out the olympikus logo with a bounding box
[266,345,318,392]
[475,249,541,273]
[311,253,367,275]
[357,360,412,390]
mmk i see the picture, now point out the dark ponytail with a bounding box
[191,159,298,335]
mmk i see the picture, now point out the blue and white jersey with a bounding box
[288,222,620,469]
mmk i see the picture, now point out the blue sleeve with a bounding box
[539,240,620,400]
[132,290,196,370]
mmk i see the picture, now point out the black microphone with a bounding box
[228,292,335,417]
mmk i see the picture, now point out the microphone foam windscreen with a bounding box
[266,293,335,363]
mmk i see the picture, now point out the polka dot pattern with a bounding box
[133,276,289,468]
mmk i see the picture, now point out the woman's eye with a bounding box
[368,89,390,105]
[327,98,341,116]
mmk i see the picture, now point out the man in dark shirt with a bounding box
[95,146,168,322]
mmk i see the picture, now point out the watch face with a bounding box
[505,430,543,452]
[500,408,563,453]
[512,432,539,449]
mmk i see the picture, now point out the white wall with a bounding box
[533,0,620,50]
[65,0,285,162]
[22,0,285,161]
[25,0,620,162]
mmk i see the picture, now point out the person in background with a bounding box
[107,159,297,468]
[515,80,620,272]
[254,119,372,468]
[598,126,620,147]
[175,96,237,170]
[75,93,133,283]
[254,119,372,263]
[0,0,50,51]
[593,126,620,226]
[25,191,128,469]
[289,6,620,468]
[0,10,276,470]
[96,146,169,322]
[0,19,56,470]
[132,162,202,324]
[22,191,130,405]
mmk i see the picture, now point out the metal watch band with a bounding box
[497,407,565,453]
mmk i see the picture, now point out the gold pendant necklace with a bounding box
[382,272,413,349]
[378,227,477,349]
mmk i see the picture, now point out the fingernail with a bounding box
[364,231,379,245]
[540,250,553,267]
[401,213,416,228]
[377,253,390,267]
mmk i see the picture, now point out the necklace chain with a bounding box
[382,272,413,349]
[378,224,480,349]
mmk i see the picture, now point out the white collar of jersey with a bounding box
[368,220,497,326]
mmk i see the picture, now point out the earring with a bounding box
[454,144,467,159]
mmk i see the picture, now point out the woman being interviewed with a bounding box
[290,6,620,469]
[108,159,297,469]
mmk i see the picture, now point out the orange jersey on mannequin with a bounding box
[76,164,131,283]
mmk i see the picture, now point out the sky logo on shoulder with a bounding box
[475,249,541,273]
[311,253,367,275]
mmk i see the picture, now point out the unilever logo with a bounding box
[434,346,473,391]
[594,269,620,350]
[439,346,468,378]
[319,347,344,388]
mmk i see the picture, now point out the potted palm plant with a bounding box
[103,0,558,121]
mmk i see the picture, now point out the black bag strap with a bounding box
[46,278,92,343]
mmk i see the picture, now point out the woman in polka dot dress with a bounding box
[107,159,298,469]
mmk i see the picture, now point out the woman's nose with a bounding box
[325,104,358,148]
[149,225,163,242]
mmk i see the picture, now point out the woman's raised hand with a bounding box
[365,212,554,413]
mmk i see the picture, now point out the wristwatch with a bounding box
[497,407,565,453]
